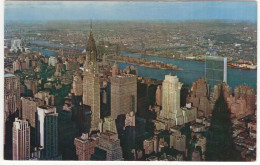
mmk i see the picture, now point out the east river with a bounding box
[27,40,257,92]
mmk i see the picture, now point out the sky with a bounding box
[4,1,257,22]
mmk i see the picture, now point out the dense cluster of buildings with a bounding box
[7,21,256,64]
[4,24,256,161]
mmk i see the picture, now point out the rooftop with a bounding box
[206,56,227,61]
[4,74,15,78]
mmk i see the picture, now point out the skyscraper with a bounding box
[21,97,44,128]
[37,105,61,160]
[4,74,21,158]
[22,97,44,147]
[83,72,100,131]
[12,118,30,160]
[205,56,227,93]
[161,75,184,125]
[83,22,98,72]
[83,23,101,132]
[111,74,137,119]
[4,74,21,120]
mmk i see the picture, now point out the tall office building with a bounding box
[83,23,101,132]
[37,105,61,160]
[4,74,21,158]
[83,22,98,72]
[21,97,44,128]
[205,56,227,93]
[12,118,30,160]
[111,74,137,119]
[4,74,21,120]
[83,72,100,131]
[22,97,44,147]
[161,75,184,125]
[58,110,79,160]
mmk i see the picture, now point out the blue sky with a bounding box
[5,1,257,22]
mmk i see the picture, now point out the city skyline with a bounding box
[3,0,257,162]
[5,1,257,22]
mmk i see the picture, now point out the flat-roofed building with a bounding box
[92,131,123,160]
[12,118,30,160]
[111,74,137,119]
[74,133,98,160]
[37,105,61,160]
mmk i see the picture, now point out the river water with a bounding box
[119,53,257,91]
[28,40,257,92]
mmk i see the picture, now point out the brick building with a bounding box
[74,133,98,160]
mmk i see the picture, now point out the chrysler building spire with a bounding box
[84,21,98,73]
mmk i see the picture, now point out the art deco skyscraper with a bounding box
[12,118,30,160]
[83,72,100,131]
[83,23,100,131]
[161,75,184,125]
[83,22,98,72]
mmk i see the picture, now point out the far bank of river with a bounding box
[28,41,257,92]
[119,53,257,92]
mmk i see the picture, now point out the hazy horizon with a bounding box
[5,1,257,22]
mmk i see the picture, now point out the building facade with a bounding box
[82,24,101,132]
[12,118,30,160]
[93,131,123,160]
[161,75,184,125]
[4,74,21,120]
[111,74,137,119]
[103,116,117,133]
[125,111,135,127]
[21,97,44,128]
[48,56,58,67]
[205,56,227,93]
[170,133,186,152]
[74,133,98,160]
[83,72,100,131]
[72,74,83,96]
[37,105,60,160]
